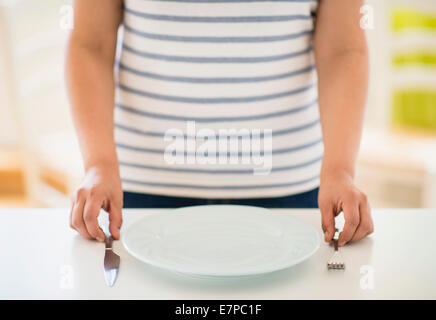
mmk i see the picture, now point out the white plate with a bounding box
[122,205,320,278]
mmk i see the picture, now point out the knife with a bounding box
[103,230,120,287]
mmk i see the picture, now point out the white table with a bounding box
[1,208,435,299]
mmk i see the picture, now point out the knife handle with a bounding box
[333,228,340,251]
[105,235,113,250]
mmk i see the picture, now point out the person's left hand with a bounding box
[318,170,374,246]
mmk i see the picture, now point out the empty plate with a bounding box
[122,205,320,278]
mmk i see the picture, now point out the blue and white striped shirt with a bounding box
[114,0,322,198]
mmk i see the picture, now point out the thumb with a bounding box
[109,204,123,240]
[321,204,336,242]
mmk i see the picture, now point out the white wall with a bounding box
[0,0,74,146]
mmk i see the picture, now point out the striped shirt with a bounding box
[114,0,323,198]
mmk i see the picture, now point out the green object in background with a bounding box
[391,7,436,131]
[392,90,436,130]
[393,52,436,67]
[391,7,436,32]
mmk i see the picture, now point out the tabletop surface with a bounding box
[1,208,436,300]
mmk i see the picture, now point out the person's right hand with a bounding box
[70,164,123,242]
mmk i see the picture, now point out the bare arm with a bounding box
[314,0,373,245]
[66,0,122,170]
[66,0,123,241]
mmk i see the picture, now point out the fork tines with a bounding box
[327,251,345,270]
[327,261,345,270]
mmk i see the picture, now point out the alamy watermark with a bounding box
[360,265,375,290]
[59,5,74,30]
[360,4,374,30]
[59,265,74,290]
[164,121,273,175]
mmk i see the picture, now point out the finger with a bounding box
[351,198,373,242]
[338,196,360,246]
[69,201,74,230]
[320,203,336,242]
[71,193,92,239]
[109,202,123,240]
[83,194,106,242]
[69,194,78,228]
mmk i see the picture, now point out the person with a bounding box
[66,0,373,246]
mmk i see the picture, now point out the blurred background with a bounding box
[0,0,435,208]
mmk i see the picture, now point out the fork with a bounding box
[327,228,345,270]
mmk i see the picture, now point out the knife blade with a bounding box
[104,233,120,287]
